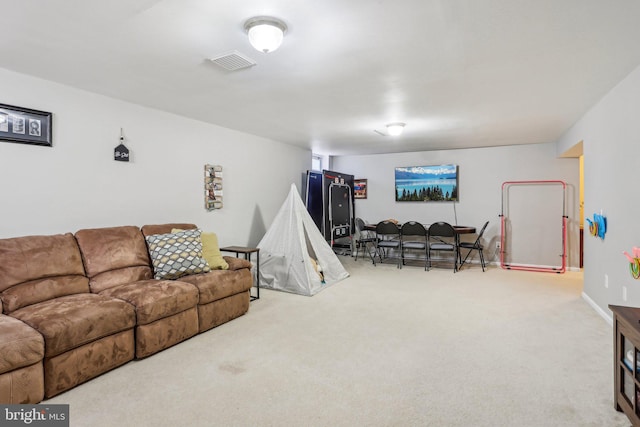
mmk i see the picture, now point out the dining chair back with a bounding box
[375,221,401,268]
[459,220,489,271]
[354,217,377,262]
[400,221,428,270]
[428,221,458,272]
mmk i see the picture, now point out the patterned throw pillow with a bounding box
[145,229,211,279]
[172,228,229,270]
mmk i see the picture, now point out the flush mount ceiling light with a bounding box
[244,16,287,53]
[386,122,406,136]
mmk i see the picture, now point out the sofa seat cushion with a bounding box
[177,269,252,305]
[99,280,198,325]
[11,294,136,358]
[0,315,44,375]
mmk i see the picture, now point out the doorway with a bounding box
[579,154,584,268]
[559,140,584,270]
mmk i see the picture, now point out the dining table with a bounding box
[362,222,476,268]
[363,222,476,235]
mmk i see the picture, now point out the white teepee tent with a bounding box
[257,184,349,296]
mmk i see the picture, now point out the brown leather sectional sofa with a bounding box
[0,223,252,403]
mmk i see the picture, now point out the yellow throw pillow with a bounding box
[201,232,229,270]
[172,229,229,270]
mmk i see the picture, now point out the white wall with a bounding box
[332,143,580,268]
[0,68,311,247]
[556,64,640,318]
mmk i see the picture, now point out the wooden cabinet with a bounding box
[610,304,640,426]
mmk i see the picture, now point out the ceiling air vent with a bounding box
[209,50,256,71]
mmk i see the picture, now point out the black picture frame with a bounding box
[0,103,52,147]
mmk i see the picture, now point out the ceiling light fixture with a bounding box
[386,122,405,136]
[244,16,287,53]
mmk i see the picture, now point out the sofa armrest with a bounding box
[223,256,252,271]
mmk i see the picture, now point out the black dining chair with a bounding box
[427,222,458,272]
[400,221,428,270]
[459,221,489,271]
[374,221,401,268]
[354,217,377,262]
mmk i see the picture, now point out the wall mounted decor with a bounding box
[204,164,223,210]
[0,103,52,147]
[354,179,367,199]
[623,247,640,279]
[395,164,458,201]
[586,213,606,239]
[114,128,130,162]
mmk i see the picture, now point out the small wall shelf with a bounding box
[204,164,223,210]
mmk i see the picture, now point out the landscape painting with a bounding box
[395,164,458,202]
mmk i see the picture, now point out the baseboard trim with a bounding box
[485,261,580,271]
[582,291,612,326]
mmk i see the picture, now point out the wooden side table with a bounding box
[220,246,260,301]
[610,304,640,425]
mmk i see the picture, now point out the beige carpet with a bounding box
[48,257,629,427]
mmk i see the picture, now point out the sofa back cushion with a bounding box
[0,233,89,314]
[75,226,152,293]
[141,223,197,237]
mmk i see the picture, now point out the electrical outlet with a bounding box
[605,274,609,288]
[623,286,628,301]
[496,241,501,250]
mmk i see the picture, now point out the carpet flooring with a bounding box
[48,256,629,426]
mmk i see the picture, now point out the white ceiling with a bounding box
[1,0,639,156]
